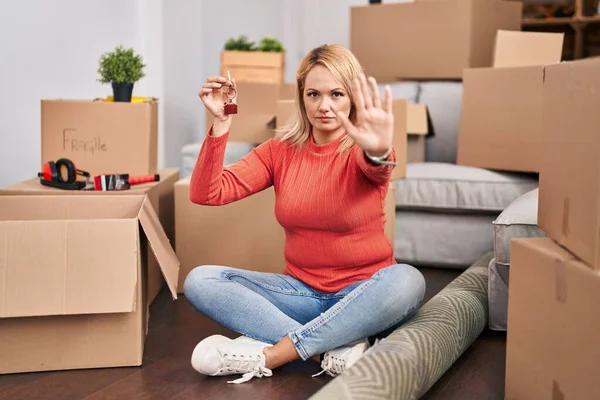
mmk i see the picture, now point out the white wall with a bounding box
[0,0,145,187]
[0,0,397,188]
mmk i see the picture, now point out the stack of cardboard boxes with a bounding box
[0,98,181,374]
[350,2,600,396]
[349,0,523,165]
[504,56,600,398]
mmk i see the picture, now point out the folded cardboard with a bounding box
[492,29,566,68]
[175,179,396,293]
[41,98,158,177]
[204,82,295,143]
[0,168,180,304]
[456,30,564,173]
[350,0,523,80]
[0,195,179,374]
[505,237,600,399]
[400,101,432,164]
[538,57,600,270]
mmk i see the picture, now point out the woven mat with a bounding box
[310,252,492,400]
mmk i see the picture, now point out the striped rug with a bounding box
[310,252,491,400]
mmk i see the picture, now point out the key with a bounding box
[223,70,238,115]
[224,101,238,115]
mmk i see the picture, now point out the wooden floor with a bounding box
[0,267,507,400]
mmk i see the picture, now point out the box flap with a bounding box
[0,219,138,319]
[0,195,144,221]
[406,103,429,136]
[137,197,179,299]
[493,30,564,68]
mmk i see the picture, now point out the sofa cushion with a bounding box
[395,163,539,213]
[492,187,545,267]
[383,81,420,103]
[181,141,256,178]
[419,81,463,163]
[488,188,545,331]
[394,210,496,268]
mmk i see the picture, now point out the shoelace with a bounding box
[228,364,273,384]
[311,338,385,378]
[220,352,273,384]
[312,350,349,378]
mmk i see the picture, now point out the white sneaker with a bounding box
[191,334,274,384]
[312,338,370,378]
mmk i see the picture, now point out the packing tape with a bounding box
[561,197,570,242]
[552,380,565,400]
[554,260,568,304]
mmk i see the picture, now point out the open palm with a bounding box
[337,74,394,157]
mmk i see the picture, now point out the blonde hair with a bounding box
[274,44,364,152]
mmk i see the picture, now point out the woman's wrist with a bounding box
[364,148,396,166]
[365,147,392,159]
[212,116,231,137]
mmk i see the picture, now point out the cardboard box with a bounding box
[538,57,600,270]
[275,99,296,129]
[205,82,295,143]
[221,50,285,84]
[402,102,431,164]
[275,98,429,177]
[350,0,523,80]
[505,237,600,399]
[456,30,564,173]
[0,194,179,374]
[41,98,158,177]
[0,168,180,304]
[175,179,396,293]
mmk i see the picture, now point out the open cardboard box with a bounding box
[456,30,565,173]
[0,168,180,304]
[0,194,180,374]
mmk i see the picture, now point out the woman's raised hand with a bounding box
[198,76,237,121]
[335,73,394,157]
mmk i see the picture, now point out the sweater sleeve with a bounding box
[189,125,275,205]
[354,146,396,186]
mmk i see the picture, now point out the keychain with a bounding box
[223,70,238,115]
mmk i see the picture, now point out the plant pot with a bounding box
[220,50,285,84]
[112,82,134,102]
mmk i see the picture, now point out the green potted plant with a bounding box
[224,35,256,51]
[97,45,146,102]
[221,35,286,84]
[256,36,286,52]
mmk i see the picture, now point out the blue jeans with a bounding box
[183,263,426,360]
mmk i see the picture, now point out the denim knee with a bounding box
[182,265,224,299]
[379,263,427,306]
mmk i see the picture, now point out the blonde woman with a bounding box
[185,44,426,384]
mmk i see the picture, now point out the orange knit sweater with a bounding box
[189,126,397,293]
